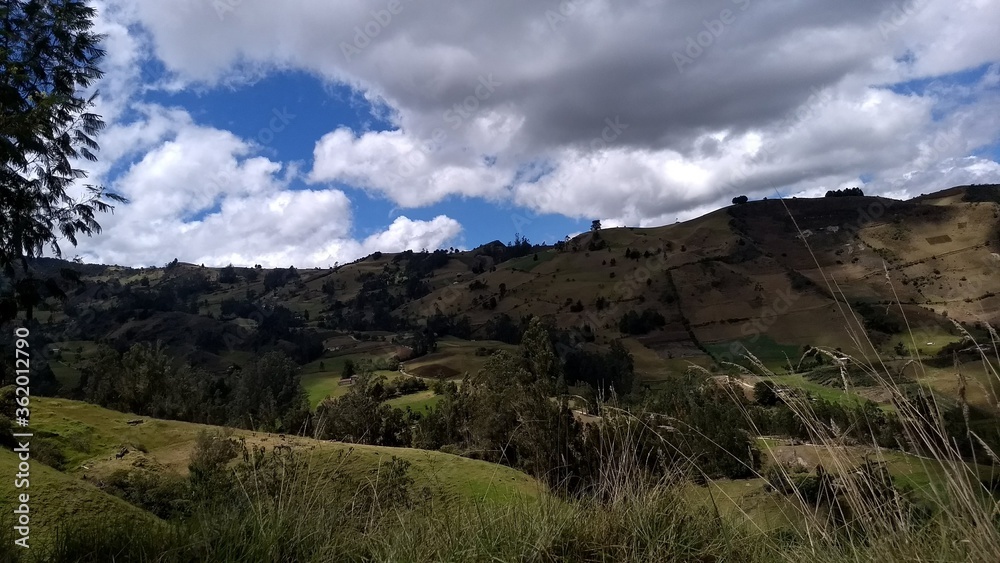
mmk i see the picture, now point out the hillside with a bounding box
[10,186,994,412]
[37,188,1000,336]
[0,397,540,549]
[410,187,1000,361]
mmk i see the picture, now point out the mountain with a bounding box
[11,184,1000,402]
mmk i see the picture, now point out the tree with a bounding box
[229,351,310,432]
[218,265,238,284]
[590,219,602,241]
[732,195,749,205]
[754,381,780,407]
[316,375,411,446]
[520,318,560,384]
[1,1,125,321]
[825,187,865,198]
[342,359,356,380]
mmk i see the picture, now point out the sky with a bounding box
[67,0,1000,268]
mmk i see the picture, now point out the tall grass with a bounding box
[11,381,999,563]
[10,329,1000,562]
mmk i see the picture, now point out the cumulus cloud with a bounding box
[121,0,999,216]
[75,0,1000,265]
[65,1,466,268]
[73,93,462,267]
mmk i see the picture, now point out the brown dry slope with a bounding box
[410,186,1000,370]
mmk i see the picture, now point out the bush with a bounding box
[618,308,666,335]
[31,438,67,470]
[754,381,780,406]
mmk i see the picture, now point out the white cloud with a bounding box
[75,0,1000,264]
[74,105,462,267]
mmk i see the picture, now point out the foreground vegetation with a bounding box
[1,406,997,562]
[3,313,1000,561]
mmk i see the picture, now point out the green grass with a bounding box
[507,250,557,272]
[301,369,399,407]
[758,374,872,407]
[18,398,539,503]
[886,328,964,357]
[0,399,544,558]
[403,337,517,379]
[387,390,441,412]
[301,371,354,406]
[45,340,102,389]
[0,448,159,549]
[705,336,803,370]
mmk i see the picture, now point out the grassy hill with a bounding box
[0,447,160,550]
[0,397,542,553]
[26,397,539,500]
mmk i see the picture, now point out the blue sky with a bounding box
[135,67,588,251]
[73,0,1000,268]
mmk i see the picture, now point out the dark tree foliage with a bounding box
[320,279,337,296]
[401,249,451,279]
[413,350,582,488]
[825,187,865,197]
[754,381,780,406]
[641,375,760,479]
[413,341,759,489]
[262,267,298,292]
[218,265,239,284]
[228,351,310,432]
[105,273,215,318]
[787,269,819,292]
[426,313,472,339]
[618,308,666,335]
[316,375,412,447]
[624,248,643,260]
[403,327,437,358]
[219,297,258,319]
[853,301,902,335]
[732,195,749,205]
[341,359,356,380]
[471,235,537,266]
[71,342,311,428]
[588,238,608,251]
[559,338,635,396]
[481,313,532,344]
[1,0,126,321]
